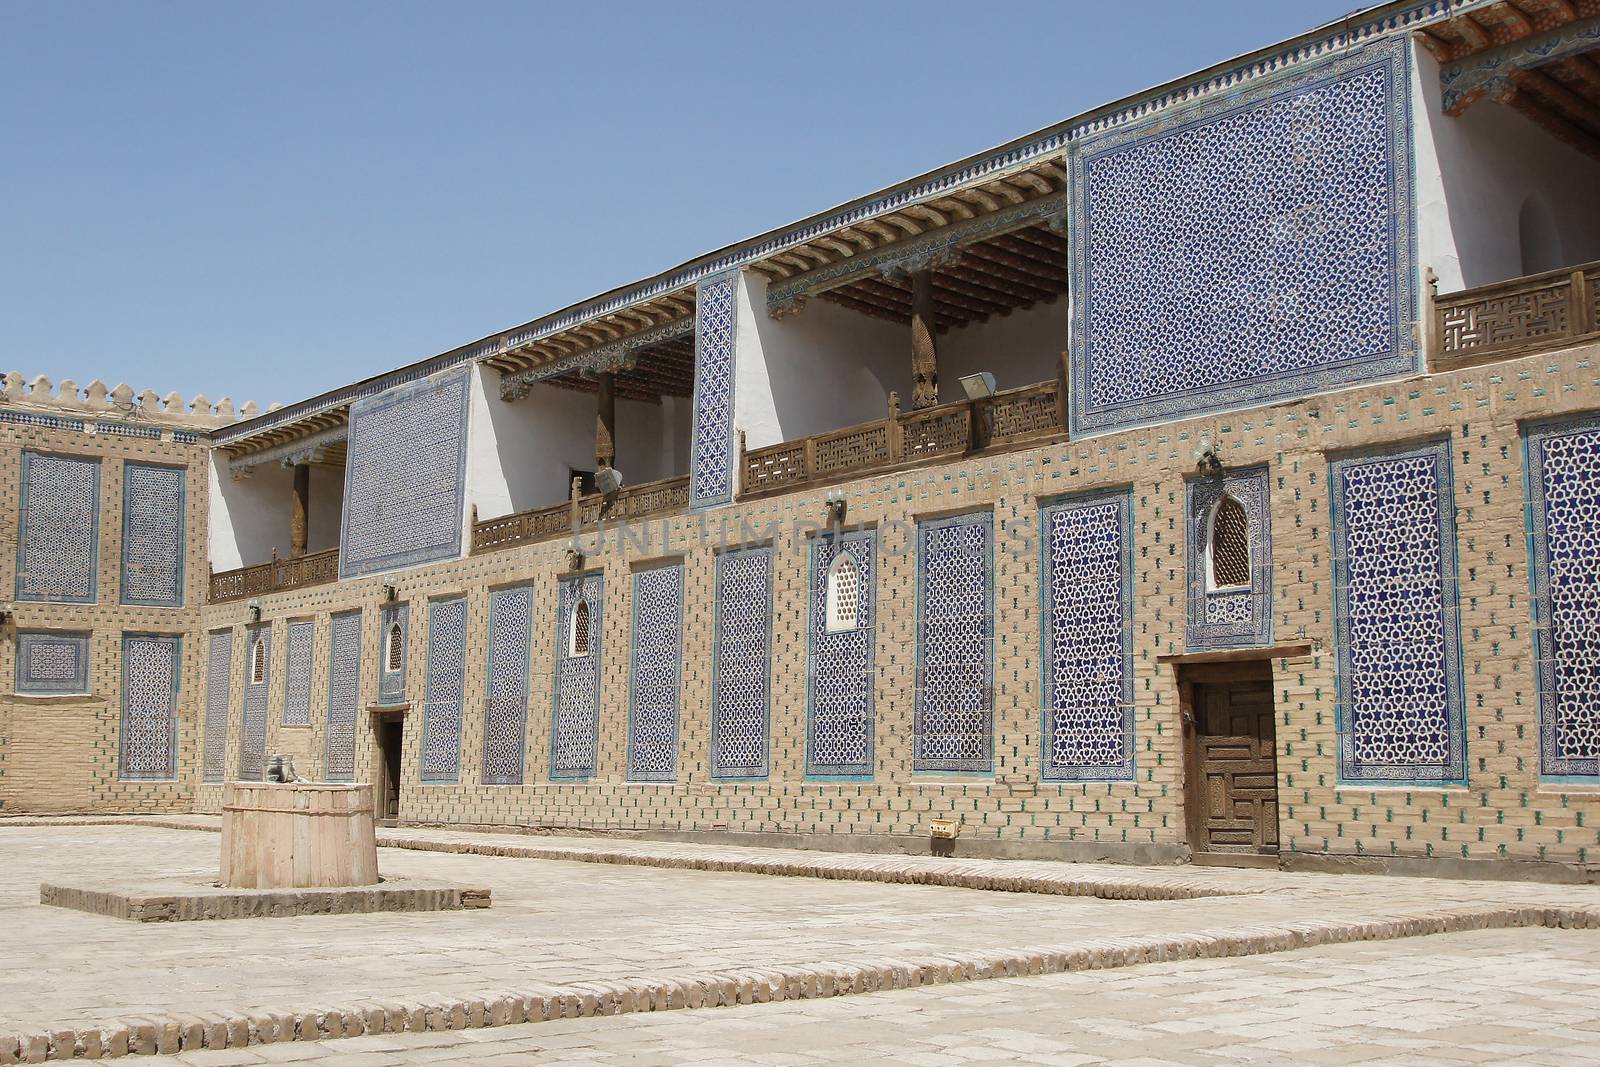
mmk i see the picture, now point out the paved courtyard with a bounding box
[132,927,1600,1065]
[4,821,1600,1062]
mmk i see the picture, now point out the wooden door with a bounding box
[1190,680,1278,854]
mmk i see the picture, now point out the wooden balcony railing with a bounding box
[470,473,691,555]
[741,378,1065,498]
[209,546,340,603]
[1432,260,1599,372]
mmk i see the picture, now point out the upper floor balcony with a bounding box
[207,9,1600,604]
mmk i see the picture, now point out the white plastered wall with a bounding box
[207,455,342,570]
[734,270,911,451]
[1412,39,1600,293]
[466,363,687,523]
[937,295,1068,402]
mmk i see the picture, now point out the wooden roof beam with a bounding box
[983,178,1027,204]
[991,233,1067,269]
[1499,82,1600,161]
[936,269,1038,309]
[817,288,908,325]
[952,257,1059,302]
[964,242,1068,281]
[956,188,1001,212]
[1517,68,1600,134]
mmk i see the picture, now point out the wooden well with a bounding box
[220,782,379,889]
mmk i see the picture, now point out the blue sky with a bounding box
[2,1,1361,409]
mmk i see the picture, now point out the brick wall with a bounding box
[0,421,208,814]
[173,339,1600,870]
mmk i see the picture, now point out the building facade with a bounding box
[5,0,1600,881]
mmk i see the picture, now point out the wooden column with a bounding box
[595,371,616,469]
[910,269,940,409]
[289,463,310,559]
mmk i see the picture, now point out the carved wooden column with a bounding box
[910,269,940,409]
[595,371,616,469]
[289,463,310,558]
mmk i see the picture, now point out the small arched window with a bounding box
[568,598,591,658]
[825,553,861,633]
[250,636,266,685]
[1209,496,1251,590]
[385,623,403,673]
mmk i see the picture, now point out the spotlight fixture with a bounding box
[246,598,262,623]
[824,488,847,526]
[958,371,997,401]
[1194,436,1223,473]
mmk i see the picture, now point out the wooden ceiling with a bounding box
[806,223,1067,332]
[481,292,696,379]
[1422,1,1600,161]
[748,161,1068,330]
[220,406,348,468]
[542,335,696,403]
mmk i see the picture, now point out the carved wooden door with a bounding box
[1193,681,1279,853]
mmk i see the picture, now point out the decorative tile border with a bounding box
[712,545,773,780]
[627,562,684,783]
[1330,438,1466,785]
[339,368,471,580]
[420,598,468,785]
[1068,38,1417,436]
[806,530,876,779]
[1186,466,1273,651]
[324,610,363,782]
[15,631,90,696]
[16,451,99,605]
[914,512,994,774]
[202,630,232,784]
[1523,413,1600,780]
[483,586,533,786]
[689,272,739,509]
[551,574,603,782]
[1040,491,1135,782]
[118,633,181,782]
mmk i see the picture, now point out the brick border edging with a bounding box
[4,818,1256,901]
[375,834,1254,901]
[3,904,1597,1062]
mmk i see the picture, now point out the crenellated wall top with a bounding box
[0,372,278,431]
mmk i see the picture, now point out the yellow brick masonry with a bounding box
[9,340,1600,872]
[0,422,210,815]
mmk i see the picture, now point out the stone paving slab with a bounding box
[3,821,1600,1061]
[40,878,490,922]
[115,926,1600,1065]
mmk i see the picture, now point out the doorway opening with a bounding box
[377,716,404,825]
[1180,660,1279,864]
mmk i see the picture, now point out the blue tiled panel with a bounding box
[483,586,532,786]
[628,563,683,783]
[16,631,90,695]
[120,463,186,607]
[378,604,409,705]
[1330,439,1465,785]
[324,610,362,782]
[281,620,314,727]
[120,633,180,781]
[1041,492,1134,782]
[806,531,876,779]
[420,597,467,784]
[689,272,738,508]
[16,451,99,604]
[339,368,470,579]
[713,546,773,780]
[552,574,603,781]
[1068,39,1415,435]
[914,513,993,773]
[1524,415,1600,779]
[1186,467,1273,651]
[0,409,84,431]
[238,626,270,781]
[202,630,233,784]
